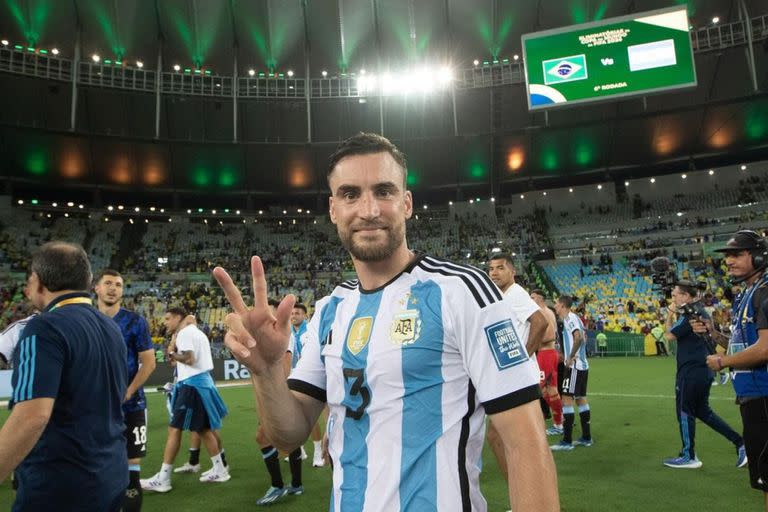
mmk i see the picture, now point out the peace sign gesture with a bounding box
[212,256,296,376]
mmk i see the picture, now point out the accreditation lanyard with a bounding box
[48,297,93,311]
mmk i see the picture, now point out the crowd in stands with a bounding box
[3,172,768,353]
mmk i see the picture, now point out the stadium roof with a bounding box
[0,0,767,206]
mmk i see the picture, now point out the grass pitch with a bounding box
[0,357,763,511]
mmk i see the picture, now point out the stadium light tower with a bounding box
[1,39,8,46]
[712,16,720,24]
[92,54,100,63]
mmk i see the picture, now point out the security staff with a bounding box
[693,231,768,510]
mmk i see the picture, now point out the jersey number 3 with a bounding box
[342,368,371,420]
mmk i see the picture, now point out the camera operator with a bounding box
[692,230,768,509]
[662,280,745,469]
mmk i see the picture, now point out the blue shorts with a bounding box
[170,385,212,432]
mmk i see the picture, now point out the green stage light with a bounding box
[31,199,38,205]
[217,169,237,187]
[39,49,47,54]
[14,45,22,50]
[198,208,204,213]
[192,167,211,186]
[104,59,112,64]
[194,69,201,74]
[115,60,122,65]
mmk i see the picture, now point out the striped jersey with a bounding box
[562,312,588,370]
[290,320,308,369]
[0,314,36,366]
[287,254,541,512]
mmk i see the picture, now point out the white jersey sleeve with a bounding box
[504,284,539,323]
[287,296,330,403]
[448,283,541,414]
[0,315,35,365]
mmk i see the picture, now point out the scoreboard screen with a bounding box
[522,6,696,110]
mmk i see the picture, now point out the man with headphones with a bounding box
[692,230,768,509]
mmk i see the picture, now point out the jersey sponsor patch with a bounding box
[346,317,373,355]
[484,319,528,370]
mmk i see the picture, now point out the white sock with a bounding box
[313,441,322,454]
[211,453,224,472]
[160,463,173,479]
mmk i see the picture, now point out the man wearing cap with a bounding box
[692,230,768,509]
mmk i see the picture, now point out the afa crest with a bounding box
[346,317,373,355]
[390,310,421,346]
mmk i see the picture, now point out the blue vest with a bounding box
[730,275,768,397]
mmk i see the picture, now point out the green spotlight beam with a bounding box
[4,0,52,45]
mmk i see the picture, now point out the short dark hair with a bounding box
[166,306,188,318]
[489,253,515,268]
[557,295,574,309]
[31,241,92,292]
[674,280,699,298]
[327,132,408,186]
[293,303,307,313]
[95,269,122,283]
[530,289,546,298]
[267,298,280,308]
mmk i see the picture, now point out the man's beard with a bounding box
[339,221,405,262]
[101,297,120,307]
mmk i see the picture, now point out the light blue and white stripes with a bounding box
[13,335,37,402]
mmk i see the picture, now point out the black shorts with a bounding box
[561,366,589,397]
[124,409,147,459]
[170,385,212,432]
[740,397,768,492]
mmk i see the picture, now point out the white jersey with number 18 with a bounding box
[288,255,540,512]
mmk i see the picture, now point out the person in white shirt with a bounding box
[486,254,548,486]
[551,296,593,451]
[141,308,229,493]
[0,314,36,370]
[213,132,559,511]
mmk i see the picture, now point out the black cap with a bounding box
[713,230,763,253]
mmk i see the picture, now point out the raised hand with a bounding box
[212,256,296,376]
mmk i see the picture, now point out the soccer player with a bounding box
[172,315,230,479]
[0,282,36,370]
[141,308,229,493]
[214,132,559,511]
[530,289,565,435]
[662,281,745,469]
[0,242,128,511]
[486,254,548,481]
[94,269,156,511]
[695,230,768,510]
[254,299,304,506]
[551,295,593,451]
[291,303,325,468]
